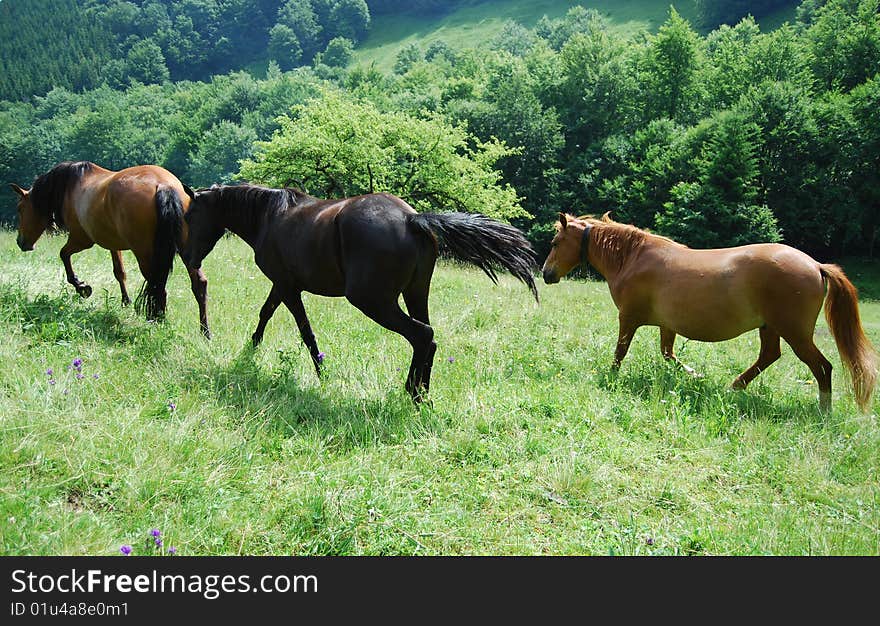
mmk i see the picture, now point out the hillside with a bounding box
[355,0,798,72]
[0,0,800,102]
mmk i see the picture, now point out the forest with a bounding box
[1,0,879,258]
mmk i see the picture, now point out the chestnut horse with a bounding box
[541,212,878,412]
[11,161,211,337]
[180,184,538,401]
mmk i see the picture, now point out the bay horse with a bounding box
[541,212,878,413]
[11,161,211,337]
[180,184,538,401]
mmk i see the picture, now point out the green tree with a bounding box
[655,111,781,247]
[240,91,527,221]
[188,120,258,186]
[641,7,705,123]
[318,37,355,67]
[806,0,880,92]
[269,24,304,70]
[329,0,370,42]
[126,39,170,85]
[394,43,423,75]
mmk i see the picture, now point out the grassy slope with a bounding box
[353,0,798,72]
[0,230,877,556]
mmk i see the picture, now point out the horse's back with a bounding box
[631,241,825,341]
[73,164,188,252]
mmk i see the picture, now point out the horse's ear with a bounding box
[558,212,567,229]
[601,211,612,223]
[182,184,195,201]
[8,183,27,197]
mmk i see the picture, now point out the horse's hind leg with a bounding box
[403,268,436,394]
[731,326,781,390]
[348,292,434,402]
[185,262,211,339]
[660,327,699,377]
[60,237,95,298]
[785,335,833,412]
[252,285,282,347]
[282,291,324,378]
[110,250,131,306]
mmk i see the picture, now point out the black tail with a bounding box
[409,212,538,301]
[134,185,183,320]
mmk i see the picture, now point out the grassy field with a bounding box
[353,0,798,72]
[1,229,878,556]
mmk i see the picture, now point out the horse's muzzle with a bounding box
[16,237,33,252]
[542,268,559,284]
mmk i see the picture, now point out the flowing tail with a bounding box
[409,212,538,301]
[134,185,183,320]
[821,264,878,412]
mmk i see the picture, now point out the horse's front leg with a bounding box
[110,250,131,306]
[612,316,639,370]
[282,291,324,378]
[660,327,700,377]
[185,262,211,339]
[60,238,95,298]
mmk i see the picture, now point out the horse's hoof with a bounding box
[78,285,92,298]
[121,296,131,306]
[202,327,212,340]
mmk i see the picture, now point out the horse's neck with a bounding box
[588,225,646,281]
[222,203,268,249]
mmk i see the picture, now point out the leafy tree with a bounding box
[269,24,304,69]
[394,43,423,74]
[490,21,538,57]
[239,91,527,221]
[329,0,370,41]
[188,120,258,186]
[318,37,355,67]
[126,40,170,85]
[655,111,781,247]
[806,0,880,92]
[640,7,705,124]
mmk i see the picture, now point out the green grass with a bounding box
[353,0,796,72]
[1,229,878,555]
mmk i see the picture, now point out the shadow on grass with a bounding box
[0,281,142,345]
[182,343,441,453]
[595,358,828,428]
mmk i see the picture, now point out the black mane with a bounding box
[213,184,313,214]
[30,161,94,229]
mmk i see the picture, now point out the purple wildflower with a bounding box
[155,538,163,548]
[72,358,83,371]
[75,373,84,380]
[48,379,56,385]
[93,373,99,379]
[168,401,176,412]
[150,529,161,538]
[447,357,455,363]
[317,351,326,363]
[45,368,53,376]
[120,545,132,556]
[168,546,177,555]
[645,536,654,546]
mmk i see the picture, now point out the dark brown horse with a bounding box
[11,161,211,337]
[541,212,878,413]
[180,184,538,401]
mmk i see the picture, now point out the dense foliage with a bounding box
[2,0,878,259]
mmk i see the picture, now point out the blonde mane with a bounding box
[561,212,684,273]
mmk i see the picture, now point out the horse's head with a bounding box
[180,187,225,270]
[541,212,590,284]
[9,183,47,252]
